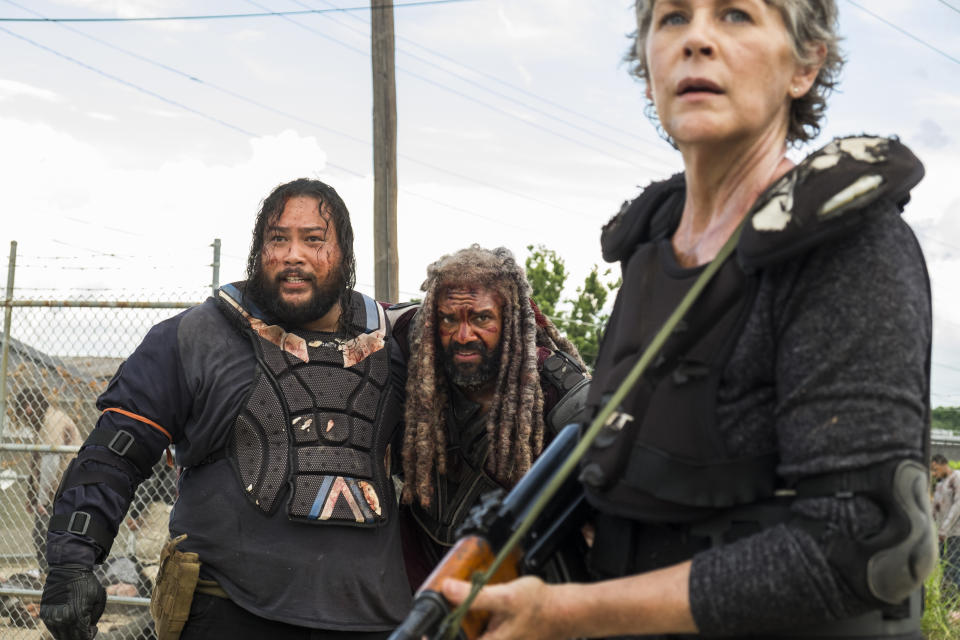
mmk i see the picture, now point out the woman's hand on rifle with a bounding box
[441,561,698,639]
[442,575,560,640]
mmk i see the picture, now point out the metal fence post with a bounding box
[0,240,18,440]
[211,238,221,298]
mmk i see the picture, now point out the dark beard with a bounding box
[442,340,502,390]
[248,266,345,329]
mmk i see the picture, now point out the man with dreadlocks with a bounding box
[39,178,412,640]
[394,245,590,584]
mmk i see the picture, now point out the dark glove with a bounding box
[40,564,106,640]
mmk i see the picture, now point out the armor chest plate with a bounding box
[221,289,397,527]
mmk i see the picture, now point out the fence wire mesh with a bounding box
[2,249,210,638]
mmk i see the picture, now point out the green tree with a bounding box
[525,245,620,369]
[524,244,567,319]
[932,406,960,433]
[563,265,620,366]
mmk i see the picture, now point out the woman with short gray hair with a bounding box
[442,1,934,638]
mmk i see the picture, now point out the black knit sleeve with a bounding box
[689,207,931,634]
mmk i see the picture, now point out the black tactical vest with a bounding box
[580,239,774,523]
[218,284,400,527]
[581,135,927,524]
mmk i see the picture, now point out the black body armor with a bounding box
[218,284,399,527]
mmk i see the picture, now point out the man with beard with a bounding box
[38,178,412,640]
[395,245,591,585]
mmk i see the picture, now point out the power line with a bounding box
[244,0,669,176]
[1,0,587,218]
[935,361,960,374]
[285,0,672,165]
[915,229,960,255]
[297,0,669,152]
[9,0,668,220]
[399,188,535,231]
[934,0,960,17]
[0,25,259,137]
[0,0,476,23]
[845,0,960,67]
[0,16,575,235]
[0,23,374,180]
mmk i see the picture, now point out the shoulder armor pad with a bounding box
[218,281,269,322]
[541,351,591,435]
[354,292,382,334]
[601,173,685,263]
[738,135,924,271]
[385,301,420,326]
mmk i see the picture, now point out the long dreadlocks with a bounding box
[401,245,585,507]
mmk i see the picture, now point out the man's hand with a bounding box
[442,576,561,640]
[40,565,106,640]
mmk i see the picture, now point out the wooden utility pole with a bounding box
[371,0,399,302]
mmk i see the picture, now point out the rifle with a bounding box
[388,422,588,640]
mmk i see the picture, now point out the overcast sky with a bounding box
[1,0,958,404]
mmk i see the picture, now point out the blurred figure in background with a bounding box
[18,387,81,572]
[932,454,960,594]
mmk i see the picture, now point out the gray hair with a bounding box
[628,0,844,145]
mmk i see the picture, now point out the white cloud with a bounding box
[0,119,343,289]
[50,0,205,32]
[496,5,554,41]
[53,0,174,15]
[0,78,61,102]
[230,29,264,43]
[915,92,960,110]
[140,108,185,119]
[417,126,492,141]
[85,111,116,121]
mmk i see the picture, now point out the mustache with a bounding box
[447,340,488,355]
[276,269,315,282]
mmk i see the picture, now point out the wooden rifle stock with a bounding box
[388,536,522,640]
[388,424,584,640]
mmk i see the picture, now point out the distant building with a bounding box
[1,334,121,440]
[931,429,960,462]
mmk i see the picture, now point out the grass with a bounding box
[922,559,960,640]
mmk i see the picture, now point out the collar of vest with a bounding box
[217,281,383,335]
[600,135,924,271]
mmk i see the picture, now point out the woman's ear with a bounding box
[790,41,827,98]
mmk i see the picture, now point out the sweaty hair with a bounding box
[246,178,356,331]
[401,245,585,507]
[627,0,844,145]
[932,453,949,465]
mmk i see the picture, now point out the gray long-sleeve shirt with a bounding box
[688,205,930,635]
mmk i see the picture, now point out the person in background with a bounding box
[17,387,81,572]
[932,453,960,593]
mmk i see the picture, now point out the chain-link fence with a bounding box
[1,241,217,638]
